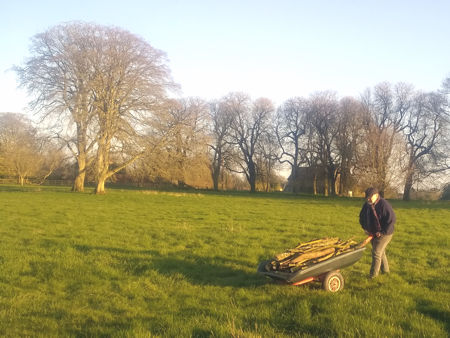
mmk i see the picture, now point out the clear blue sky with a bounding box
[1,0,449,113]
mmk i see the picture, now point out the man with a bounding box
[359,187,396,278]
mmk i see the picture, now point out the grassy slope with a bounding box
[0,185,449,337]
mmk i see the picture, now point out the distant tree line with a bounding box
[2,22,449,199]
[275,84,450,199]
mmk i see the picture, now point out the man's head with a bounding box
[365,187,379,204]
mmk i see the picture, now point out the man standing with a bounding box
[359,187,396,278]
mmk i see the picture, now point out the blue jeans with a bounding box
[370,234,393,278]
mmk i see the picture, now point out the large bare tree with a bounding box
[208,98,234,191]
[161,97,209,187]
[15,22,175,194]
[307,91,339,196]
[89,26,175,193]
[359,82,412,195]
[335,97,365,195]
[256,129,280,192]
[15,23,99,191]
[0,113,42,185]
[226,93,274,192]
[402,91,450,200]
[275,97,309,192]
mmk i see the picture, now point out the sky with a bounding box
[1,0,449,115]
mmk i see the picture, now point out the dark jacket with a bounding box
[359,198,396,235]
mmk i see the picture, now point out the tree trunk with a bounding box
[212,164,220,191]
[250,179,256,192]
[313,173,317,195]
[72,153,87,192]
[19,175,25,186]
[335,170,341,196]
[323,167,329,196]
[340,162,351,196]
[72,172,86,192]
[403,167,414,201]
[93,136,142,195]
[211,150,222,191]
[95,137,109,194]
[220,169,225,190]
[330,166,337,196]
[403,178,413,201]
[95,177,106,194]
[291,165,298,193]
[265,161,271,192]
[248,161,256,193]
[95,140,108,194]
[329,174,335,195]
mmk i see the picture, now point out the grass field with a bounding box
[0,185,449,337]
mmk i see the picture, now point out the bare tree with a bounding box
[307,91,339,196]
[87,26,175,193]
[335,97,365,195]
[402,91,450,200]
[256,129,280,192]
[15,22,175,194]
[0,113,41,185]
[208,98,234,191]
[36,137,66,185]
[359,82,412,195]
[226,93,274,192]
[303,125,321,195]
[122,97,211,189]
[159,97,209,187]
[275,97,308,192]
[15,23,99,191]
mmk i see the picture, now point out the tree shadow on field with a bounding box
[149,254,267,287]
[416,298,450,335]
[73,244,266,287]
[74,244,158,256]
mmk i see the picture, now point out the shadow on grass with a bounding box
[150,255,267,287]
[73,244,158,256]
[73,244,266,288]
[416,298,450,335]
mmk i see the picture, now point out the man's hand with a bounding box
[375,232,381,238]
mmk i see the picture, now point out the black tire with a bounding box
[322,271,344,292]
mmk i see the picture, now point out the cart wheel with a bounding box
[322,271,344,292]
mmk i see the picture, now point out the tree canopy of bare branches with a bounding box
[15,22,176,193]
[335,97,365,195]
[0,113,64,185]
[359,82,413,195]
[161,97,209,187]
[225,93,274,192]
[208,98,235,191]
[402,91,450,200]
[0,113,40,185]
[307,91,339,196]
[10,29,450,198]
[275,97,309,192]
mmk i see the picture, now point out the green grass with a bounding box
[0,185,449,337]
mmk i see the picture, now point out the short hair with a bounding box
[365,187,379,199]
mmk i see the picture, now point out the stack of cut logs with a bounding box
[266,237,358,273]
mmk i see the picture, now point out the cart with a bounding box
[257,236,372,292]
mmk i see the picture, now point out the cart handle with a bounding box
[358,235,373,248]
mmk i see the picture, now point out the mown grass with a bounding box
[0,185,449,337]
